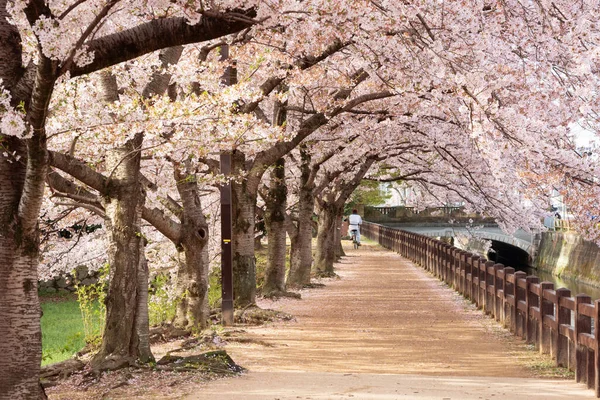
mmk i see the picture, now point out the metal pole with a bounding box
[219,43,236,325]
[220,153,234,325]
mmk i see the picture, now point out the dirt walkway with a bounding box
[184,242,593,399]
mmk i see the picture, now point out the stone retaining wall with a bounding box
[38,265,100,293]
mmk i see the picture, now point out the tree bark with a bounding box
[0,1,24,92]
[0,139,44,399]
[313,159,376,276]
[1,6,54,396]
[92,133,153,369]
[231,150,258,306]
[172,163,210,331]
[334,210,345,259]
[312,202,341,277]
[134,234,152,363]
[69,12,255,78]
[288,150,314,287]
[263,158,288,295]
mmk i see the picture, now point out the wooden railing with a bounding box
[362,222,600,397]
[554,218,572,231]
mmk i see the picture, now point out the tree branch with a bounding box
[49,151,108,193]
[53,201,106,218]
[142,206,181,243]
[67,9,256,78]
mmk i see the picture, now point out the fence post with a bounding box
[514,271,527,338]
[493,263,504,322]
[423,237,427,270]
[483,261,494,315]
[466,254,475,301]
[525,276,540,344]
[455,249,462,290]
[400,231,405,256]
[451,249,458,290]
[473,257,482,308]
[440,243,446,283]
[503,267,515,330]
[453,249,460,292]
[575,294,592,385]
[421,236,426,267]
[594,299,600,397]
[459,252,467,296]
[555,288,571,368]
[447,245,453,287]
[539,282,554,355]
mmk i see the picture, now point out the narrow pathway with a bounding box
[185,242,594,399]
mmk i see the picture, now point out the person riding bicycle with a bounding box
[348,209,362,246]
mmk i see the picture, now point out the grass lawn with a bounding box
[40,290,101,367]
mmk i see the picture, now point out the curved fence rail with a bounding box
[362,221,600,397]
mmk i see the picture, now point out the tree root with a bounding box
[41,359,86,379]
[234,305,295,325]
[313,270,338,278]
[40,359,86,388]
[149,324,191,344]
[262,289,302,300]
[91,355,136,373]
[223,337,276,347]
[302,282,326,289]
[156,350,244,374]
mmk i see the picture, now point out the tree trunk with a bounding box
[173,164,210,331]
[313,203,340,276]
[334,211,345,259]
[93,133,153,369]
[231,150,257,307]
[288,152,314,287]
[313,158,375,271]
[174,235,209,330]
[0,140,44,399]
[134,236,151,362]
[263,158,287,295]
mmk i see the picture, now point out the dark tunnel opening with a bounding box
[486,239,532,271]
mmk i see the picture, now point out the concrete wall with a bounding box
[536,231,600,286]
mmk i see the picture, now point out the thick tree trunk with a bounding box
[0,140,44,399]
[93,133,153,369]
[1,6,53,392]
[173,164,210,331]
[174,235,209,330]
[313,203,340,276]
[288,154,314,287]
[231,151,257,307]
[263,159,287,295]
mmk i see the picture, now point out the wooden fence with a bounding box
[362,222,600,397]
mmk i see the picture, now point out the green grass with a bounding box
[40,290,105,366]
[41,298,86,366]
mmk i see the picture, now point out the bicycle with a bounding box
[350,229,359,249]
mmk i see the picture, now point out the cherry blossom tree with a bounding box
[2,2,600,398]
[0,1,253,396]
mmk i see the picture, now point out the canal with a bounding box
[487,239,600,301]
